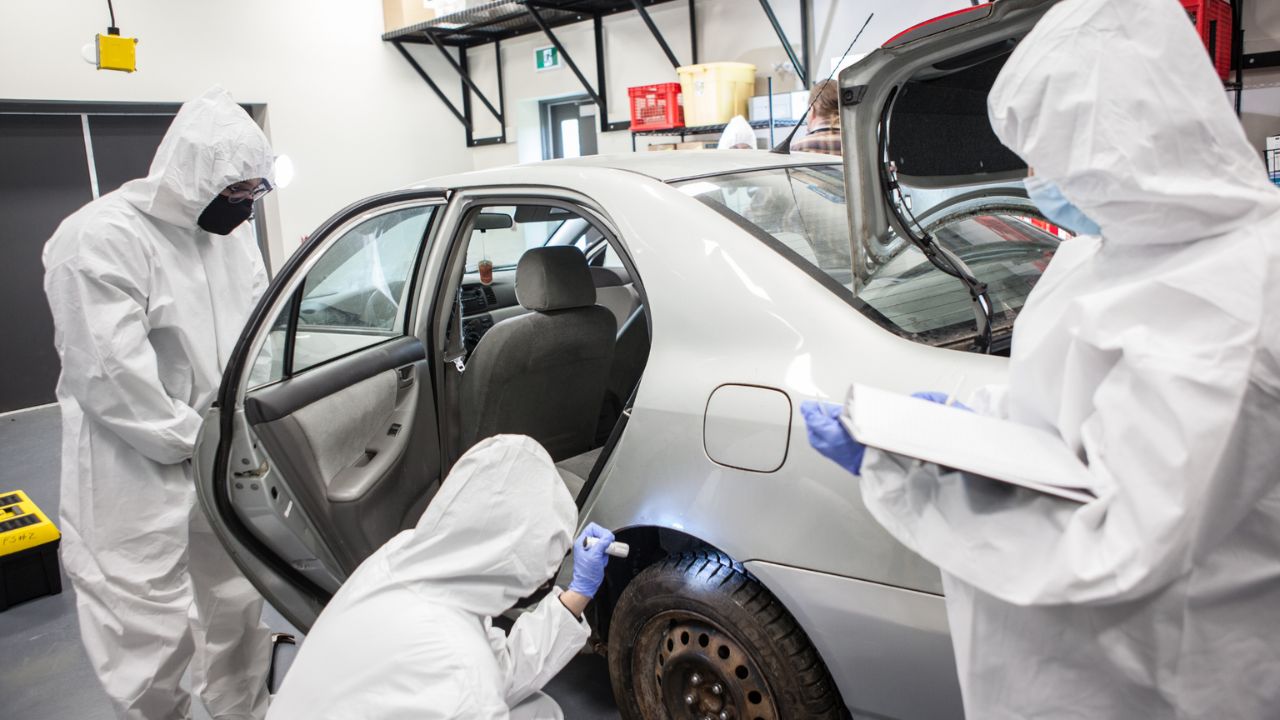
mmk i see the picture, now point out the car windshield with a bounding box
[463,206,595,272]
[677,165,1063,348]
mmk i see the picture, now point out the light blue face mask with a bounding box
[1024,175,1102,236]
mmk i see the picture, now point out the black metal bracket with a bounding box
[526,4,607,114]
[424,30,505,134]
[393,40,506,147]
[757,0,812,87]
[593,14,630,133]
[393,41,469,130]
[528,3,640,134]
[630,0,681,68]
[458,39,507,147]
[1244,51,1280,70]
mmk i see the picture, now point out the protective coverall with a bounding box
[43,87,274,719]
[267,435,591,720]
[858,0,1280,716]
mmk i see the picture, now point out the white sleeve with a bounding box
[486,589,591,708]
[859,341,1257,607]
[45,240,202,465]
[966,383,1009,418]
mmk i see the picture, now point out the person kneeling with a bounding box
[267,434,615,719]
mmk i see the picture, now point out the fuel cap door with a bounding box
[703,384,792,473]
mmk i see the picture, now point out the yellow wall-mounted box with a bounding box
[96,32,138,73]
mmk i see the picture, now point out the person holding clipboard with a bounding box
[803,0,1280,717]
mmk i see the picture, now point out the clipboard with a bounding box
[841,384,1098,504]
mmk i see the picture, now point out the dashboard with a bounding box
[459,268,521,353]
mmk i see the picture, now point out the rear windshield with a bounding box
[677,165,1063,348]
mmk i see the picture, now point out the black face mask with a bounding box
[197,194,255,235]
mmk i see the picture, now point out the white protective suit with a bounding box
[718,115,757,149]
[43,87,274,720]
[267,435,590,720]
[858,0,1280,717]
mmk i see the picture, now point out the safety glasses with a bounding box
[224,179,274,205]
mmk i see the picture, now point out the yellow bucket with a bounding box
[677,62,757,127]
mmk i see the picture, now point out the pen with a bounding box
[584,536,630,558]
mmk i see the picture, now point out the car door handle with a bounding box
[397,365,415,388]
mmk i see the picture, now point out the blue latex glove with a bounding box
[568,522,615,598]
[911,391,974,412]
[800,401,866,476]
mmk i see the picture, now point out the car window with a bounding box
[463,205,585,272]
[679,166,854,285]
[599,244,624,268]
[858,215,1058,342]
[678,166,1061,347]
[249,205,435,387]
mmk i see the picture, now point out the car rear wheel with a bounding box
[608,551,844,720]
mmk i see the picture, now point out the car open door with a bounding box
[837,0,1064,355]
[195,188,448,631]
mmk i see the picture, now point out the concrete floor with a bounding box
[0,405,619,719]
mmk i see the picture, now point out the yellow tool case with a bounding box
[0,490,62,611]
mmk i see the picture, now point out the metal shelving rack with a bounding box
[1226,0,1280,115]
[382,0,814,148]
[385,1,693,147]
[631,120,801,151]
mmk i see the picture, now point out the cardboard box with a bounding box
[425,0,469,15]
[791,90,812,119]
[676,142,719,151]
[749,94,796,122]
[646,143,679,152]
[384,0,436,33]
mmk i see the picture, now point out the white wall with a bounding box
[0,0,474,269]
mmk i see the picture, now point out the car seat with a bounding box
[458,246,616,462]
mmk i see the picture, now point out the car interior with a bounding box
[442,203,650,500]
[236,198,651,583]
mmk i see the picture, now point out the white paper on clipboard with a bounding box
[841,384,1098,504]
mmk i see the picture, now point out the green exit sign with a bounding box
[535,46,561,72]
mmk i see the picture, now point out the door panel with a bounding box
[246,336,426,423]
[238,199,439,576]
[249,337,432,571]
[196,189,448,629]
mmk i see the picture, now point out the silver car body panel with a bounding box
[746,560,962,720]
[442,161,1006,594]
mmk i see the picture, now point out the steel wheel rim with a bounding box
[633,611,778,720]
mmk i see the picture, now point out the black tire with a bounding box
[608,551,844,720]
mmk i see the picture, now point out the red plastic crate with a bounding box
[1181,0,1234,81]
[628,83,684,131]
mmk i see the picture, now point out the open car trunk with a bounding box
[837,0,1066,355]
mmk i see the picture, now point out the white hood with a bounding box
[988,0,1280,245]
[119,86,275,229]
[384,435,577,618]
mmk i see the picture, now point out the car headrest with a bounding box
[516,247,597,312]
